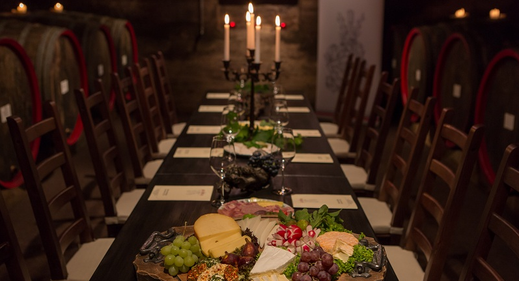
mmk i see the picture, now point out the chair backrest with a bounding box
[336,56,361,134]
[75,79,130,221]
[356,72,400,186]
[0,192,31,281]
[131,59,166,154]
[150,51,179,135]
[402,108,484,281]
[333,53,354,124]
[7,101,95,280]
[339,59,376,154]
[378,88,436,229]
[459,143,519,281]
[112,70,154,180]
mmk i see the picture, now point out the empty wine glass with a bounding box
[210,135,236,207]
[270,99,289,127]
[271,127,296,195]
[220,106,242,142]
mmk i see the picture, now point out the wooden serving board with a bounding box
[134,227,386,281]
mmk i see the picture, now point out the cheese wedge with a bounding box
[208,235,251,258]
[258,221,278,247]
[194,213,241,242]
[200,232,242,256]
[250,246,295,275]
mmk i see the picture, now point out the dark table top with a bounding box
[90,91,398,281]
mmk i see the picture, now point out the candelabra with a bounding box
[222,49,281,135]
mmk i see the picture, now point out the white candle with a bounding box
[16,3,27,13]
[489,8,500,19]
[247,3,255,53]
[224,14,230,61]
[53,3,63,13]
[255,16,261,63]
[275,15,281,62]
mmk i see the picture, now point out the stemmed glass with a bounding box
[270,99,289,127]
[220,106,242,142]
[271,127,296,195]
[210,135,236,207]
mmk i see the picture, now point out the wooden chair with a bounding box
[384,108,484,281]
[357,88,435,243]
[131,59,176,157]
[340,72,400,194]
[112,71,163,186]
[319,53,356,137]
[7,101,113,281]
[0,191,31,281]
[75,80,144,236]
[328,59,376,162]
[150,51,186,137]
[459,143,519,281]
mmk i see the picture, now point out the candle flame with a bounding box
[54,3,62,9]
[19,3,25,8]
[275,15,280,27]
[246,11,251,22]
[489,8,501,19]
[256,16,261,26]
[225,14,229,24]
[454,8,466,18]
[248,3,254,14]
[16,3,27,13]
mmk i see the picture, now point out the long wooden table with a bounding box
[90,92,398,281]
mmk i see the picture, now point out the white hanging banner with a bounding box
[316,0,384,116]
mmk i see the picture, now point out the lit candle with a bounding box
[275,15,281,62]
[454,8,466,18]
[255,16,261,63]
[16,3,27,14]
[489,8,500,19]
[224,14,230,61]
[53,3,63,13]
[247,3,255,53]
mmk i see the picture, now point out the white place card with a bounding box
[198,105,226,112]
[173,147,210,158]
[148,185,213,201]
[276,94,304,100]
[293,129,321,137]
[287,107,311,113]
[292,153,333,163]
[291,194,357,209]
[187,125,221,134]
[206,92,230,99]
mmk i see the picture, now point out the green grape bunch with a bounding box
[160,235,203,276]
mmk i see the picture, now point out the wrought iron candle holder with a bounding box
[222,49,281,135]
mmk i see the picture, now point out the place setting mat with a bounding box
[198,105,226,112]
[173,147,210,158]
[291,194,358,209]
[148,185,214,201]
[292,129,321,137]
[292,153,334,163]
[186,125,221,134]
[206,92,230,99]
[287,107,311,113]
[276,94,304,100]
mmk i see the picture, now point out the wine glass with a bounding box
[270,99,289,127]
[271,127,296,195]
[220,106,242,142]
[210,135,236,207]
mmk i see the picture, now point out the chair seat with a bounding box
[172,122,186,137]
[384,245,425,281]
[66,237,115,281]
[357,197,402,235]
[110,189,146,224]
[158,138,176,157]
[319,122,341,138]
[143,159,163,179]
[340,164,368,190]
[327,138,356,159]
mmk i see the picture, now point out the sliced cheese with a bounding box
[250,246,296,275]
[194,213,241,242]
[251,219,270,240]
[258,221,278,247]
[332,238,354,262]
[256,201,283,207]
[208,235,251,258]
[244,215,262,232]
[200,231,242,256]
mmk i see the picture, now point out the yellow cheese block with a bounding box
[194,213,241,242]
[200,232,242,256]
[208,235,251,258]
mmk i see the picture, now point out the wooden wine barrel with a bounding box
[400,24,451,104]
[60,11,139,79]
[0,19,88,145]
[0,38,42,189]
[388,24,410,82]
[432,32,486,133]
[475,48,519,184]
[7,10,118,109]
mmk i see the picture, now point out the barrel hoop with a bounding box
[400,27,420,105]
[125,21,139,63]
[0,38,42,188]
[475,48,519,183]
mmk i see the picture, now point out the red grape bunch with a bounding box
[291,247,339,281]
